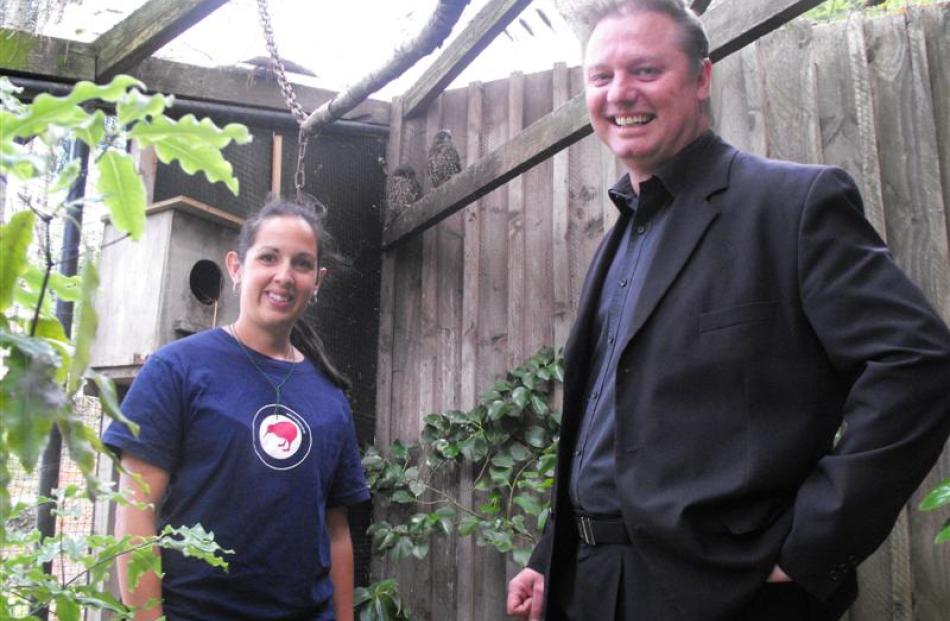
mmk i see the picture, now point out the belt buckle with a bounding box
[577,515,596,545]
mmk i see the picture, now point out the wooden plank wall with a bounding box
[377,6,950,620]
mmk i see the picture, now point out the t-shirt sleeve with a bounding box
[101,354,184,473]
[327,400,370,508]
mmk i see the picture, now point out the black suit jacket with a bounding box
[529,135,950,620]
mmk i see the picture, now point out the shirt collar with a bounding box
[607,130,717,215]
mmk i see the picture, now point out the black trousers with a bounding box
[554,542,854,621]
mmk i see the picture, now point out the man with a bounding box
[506,1,950,619]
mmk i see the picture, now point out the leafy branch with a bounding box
[363,347,562,568]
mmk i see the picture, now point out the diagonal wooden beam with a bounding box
[382,0,825,249]
[689,0,715,15]
[94,0,230,80]
[401,0,533,119]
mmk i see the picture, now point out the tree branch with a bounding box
[300,0,470,136]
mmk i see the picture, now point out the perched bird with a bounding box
[426,130,462,188]
[386,165,423,218]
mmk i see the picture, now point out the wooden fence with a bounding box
[375,5,950,620]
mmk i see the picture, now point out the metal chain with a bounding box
[255,0,311,201]
[255,0,308,125]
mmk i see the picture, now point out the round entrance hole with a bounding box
[189,260,223,305]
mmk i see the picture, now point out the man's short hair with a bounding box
[569,0,709,74]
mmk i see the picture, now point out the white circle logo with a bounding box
[252,405,312,470]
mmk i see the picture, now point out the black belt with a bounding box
[574,513,630,546]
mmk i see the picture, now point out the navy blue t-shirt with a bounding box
[103,328,369,621]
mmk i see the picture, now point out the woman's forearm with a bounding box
[116,455,169,621]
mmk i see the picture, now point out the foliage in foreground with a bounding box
[1,75,248,619]
[919,477,950,544]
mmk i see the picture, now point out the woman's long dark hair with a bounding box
[235,194,351,390]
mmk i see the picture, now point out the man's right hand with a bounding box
[507,567,544,620]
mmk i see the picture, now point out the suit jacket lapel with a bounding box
[622,139,736,348]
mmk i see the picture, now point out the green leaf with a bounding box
[511,386,529,409]
[126,546,162,590]
[97,150,147,240]
[1,135,44,179]
[513,494,543,516]
[117,89,173,125]
[513,547,531,567]
[67,76,144,105]
[50,158,81,193]
[52,595,80,621]
[75,109,107,148]
[936,520,950,545]
[919,478,950,511]
[508,442,531,462]
[0,210,34,312]
[524,425,548,448]
[67,257,99,395]
[530,394,549,416]
[4,91,89,138]
[411,541,430,559]
[487,400,508,420]
[491,453,514,468]
[130,114,251,195]
[391,490,413,504]
[390,440,408,460]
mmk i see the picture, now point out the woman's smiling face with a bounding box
[228,214,325,334]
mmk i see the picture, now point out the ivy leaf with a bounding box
[524,425,548,448]
[919,478,950,511]
[511,386,529,409]
[936,520,950,545]
[67,256,99,396]
[97,151,147,240]
[129,114,251,195]
[530,394,549,416]
[411,541,430,559]
[408,479,426,498]
[513,494,543,516]
[512,547,531,567]
[487,400,508,421]
[391,490,413,504]
[0,210,34,312]
[491,453,515,468]
[508,442,531,462]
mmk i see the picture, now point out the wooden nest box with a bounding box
[90,196,244,384]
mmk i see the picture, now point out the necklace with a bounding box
[228,324,297,414]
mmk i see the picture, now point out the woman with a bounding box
[104,197,369,621]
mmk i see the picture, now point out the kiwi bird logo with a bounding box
[427,129,462,188]
[253,407,311,470]
[265,420,298,452]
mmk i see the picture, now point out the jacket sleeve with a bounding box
[777,167,950,599]
[528,515,554,574]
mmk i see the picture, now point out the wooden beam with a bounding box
[689,0,715,15]
[0,29,96,80]
[703,0,825,62]
[94,0,230,80]
[131,58,391,126]
[401,0,532,119]
[383,94,591,248]
[382,0,826,248]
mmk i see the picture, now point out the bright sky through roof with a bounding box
[44,0,582,102]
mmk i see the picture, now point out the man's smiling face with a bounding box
[584,10,711,183]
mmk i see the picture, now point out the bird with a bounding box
[426,130,462,188]
[386,165,423,219]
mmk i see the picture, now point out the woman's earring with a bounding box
[311,288,320,304]
[232,280,240,293]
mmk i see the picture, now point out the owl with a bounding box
[386,165,423,217]
[426,129,462,188]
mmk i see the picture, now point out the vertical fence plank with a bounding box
[474,77,511,621]
[760,20,822,163]
[552,63,572,352]
[866,12,950,621]
[507,72,526,368]
[921,4,950,253]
